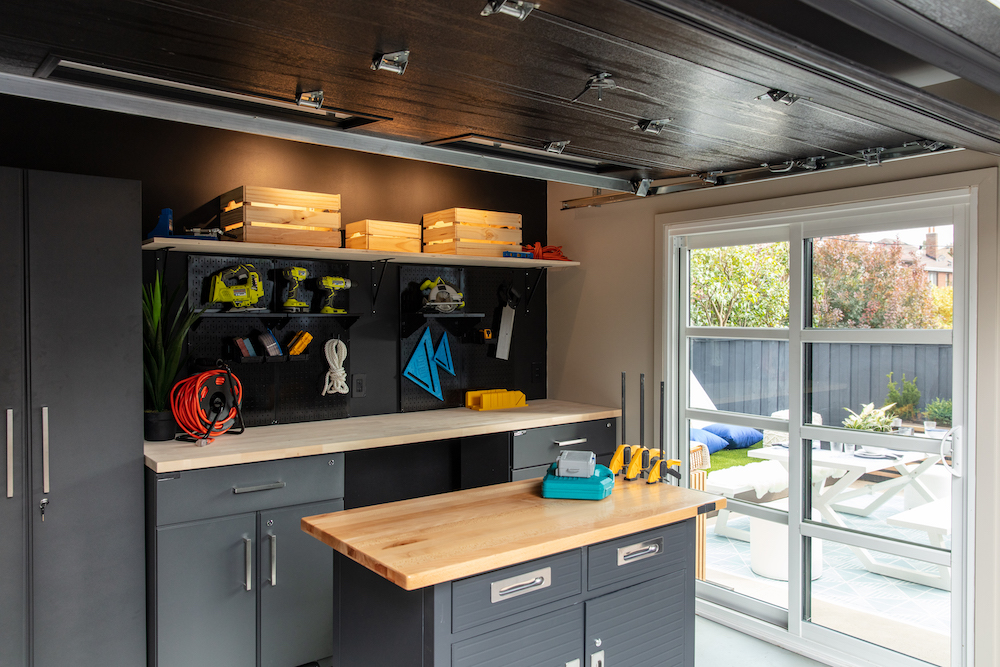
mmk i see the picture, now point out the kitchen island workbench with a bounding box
[302,479,724,667]
[143,399,619,472]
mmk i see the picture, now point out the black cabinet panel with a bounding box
[0,167,26,667]
[156,514,258,667]
[26,170,145,667]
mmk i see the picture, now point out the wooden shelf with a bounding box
[142,237,579,269]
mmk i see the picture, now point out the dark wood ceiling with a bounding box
[0,0,998,184]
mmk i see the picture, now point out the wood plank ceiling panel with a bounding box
[0,0,952,178]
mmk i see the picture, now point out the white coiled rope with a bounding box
[322,338,349,396]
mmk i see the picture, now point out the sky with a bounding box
[857,225,953,252]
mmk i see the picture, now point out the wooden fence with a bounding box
[690,339,952,426]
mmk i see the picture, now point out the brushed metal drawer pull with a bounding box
[490,566,552,603]
[499,576,544,596]
[6,409,13,498]
[243,537,252,591]
[555,438,588,447]
[617,537,663,566]
[232,481,286,494]
[41,407,50,494]
[269,534,277,587]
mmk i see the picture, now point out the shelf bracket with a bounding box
[524,267,546,314]
[370,259,391,314]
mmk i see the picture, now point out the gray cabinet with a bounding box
[335,520,695,667]
[0,168,144,667]
[148,455,345,667]
[512,418,617,480]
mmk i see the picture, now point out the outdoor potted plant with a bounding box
[842,402,896,431]
[143,271,201,441]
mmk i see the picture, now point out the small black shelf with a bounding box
[194,311,363,330]
[233,353,311,364]
[423,312,486,319]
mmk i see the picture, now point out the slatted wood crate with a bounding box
[345,220,422,253]
[219,185,342,247]
[422,208,522,257]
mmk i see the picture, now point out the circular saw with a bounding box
[420,277,465,313]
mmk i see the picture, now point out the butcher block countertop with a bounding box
[144,399,620,473]
[301,478,725,590]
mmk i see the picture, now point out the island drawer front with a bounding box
[587,522,689,591]
[512,419,616,469]
[153,454,345,526]
[451,550,582,633]
[451,603,583,667]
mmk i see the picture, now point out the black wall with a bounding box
[0,94,548,420]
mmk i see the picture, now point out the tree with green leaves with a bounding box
[689,243,789,327]
[812,236,938,329]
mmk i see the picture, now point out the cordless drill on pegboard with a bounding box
[317,276,352,314]
[282,266,309,312]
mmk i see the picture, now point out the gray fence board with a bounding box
[691,339,952,427]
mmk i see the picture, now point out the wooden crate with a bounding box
[422,208,522,257]
[219,185,342,247]
[345,220,421,253]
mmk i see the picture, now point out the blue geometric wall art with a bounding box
[403,327,442,400]
[433,332,455,376]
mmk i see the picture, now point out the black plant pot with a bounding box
[144,410,177,441]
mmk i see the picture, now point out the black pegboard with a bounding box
[399,265,517,411]
[186,310,351,426]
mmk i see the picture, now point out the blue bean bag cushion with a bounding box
[703,423,763,450]
[689,427,729,455]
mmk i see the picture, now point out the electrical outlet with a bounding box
[352,374,366,398]
[531,361,544,383]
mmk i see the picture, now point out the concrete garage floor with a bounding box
[696,617,826,667]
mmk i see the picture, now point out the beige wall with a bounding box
[547,149,1000,666]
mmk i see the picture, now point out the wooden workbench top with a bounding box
[301,479,725,590]
[144,399,619,472]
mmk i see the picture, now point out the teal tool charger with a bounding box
[541,462,615,500]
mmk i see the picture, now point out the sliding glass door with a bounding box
[668,190,972,667]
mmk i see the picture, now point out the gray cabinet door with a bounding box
[26,170,145,667]
[451,603,584,667]
[156,514,257,667]
[259,499,343,667]
[585,571,691,667]
[0,167,26,667]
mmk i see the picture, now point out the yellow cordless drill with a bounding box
[317,276,352,314]
[282,266,309,312]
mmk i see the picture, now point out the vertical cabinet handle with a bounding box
[6,409,13,498]
[243,537,252,591]
[270,534,277,587]
[41,407,50,494]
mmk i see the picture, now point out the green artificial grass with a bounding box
[706,442,765,473]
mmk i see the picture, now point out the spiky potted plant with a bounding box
[142,271,201,441]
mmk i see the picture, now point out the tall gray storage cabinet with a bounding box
[0,168,145,667]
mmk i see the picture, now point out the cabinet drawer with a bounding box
[452,603,583,667]
[511,419,615,469]
[153,454,345,526]
[451,550,582,633]
[587,522,689,591]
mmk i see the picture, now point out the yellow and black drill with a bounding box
[317,276,352,314]
[282,266,310,312]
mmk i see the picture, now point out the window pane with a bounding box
[809,540,950,666]
[689,243,789,327]
[809,225,953,329]
[689,339,788,418]
[805,343,952,432]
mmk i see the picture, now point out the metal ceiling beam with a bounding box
[0,72,634,192]
[800,0,1000,98]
